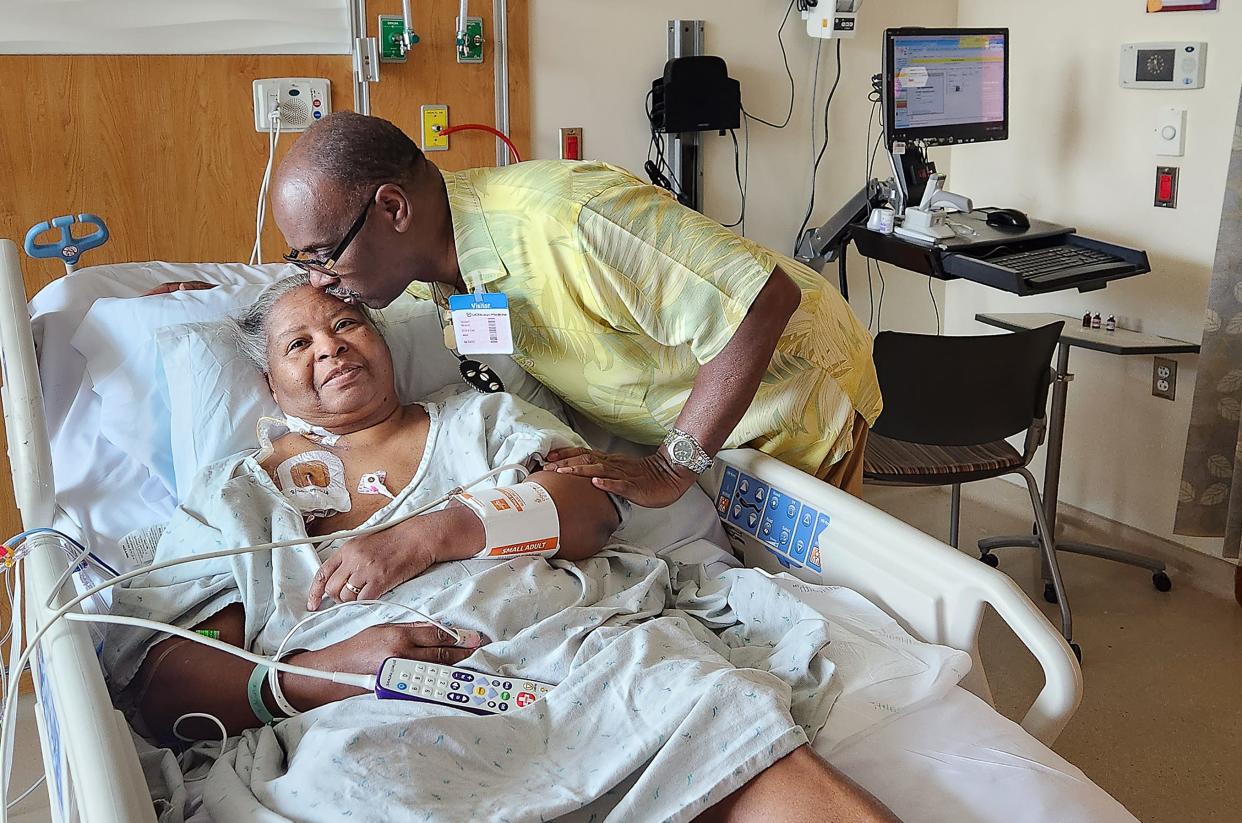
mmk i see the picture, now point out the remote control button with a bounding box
[399,671,410,680]
[503,681,512,690]
[500,691,511,700]
[498,702,508,711]
[517,692,534,707]
[474,686,487,697]
[397,682,408,691]
[434,690,445,697]
[522,682,534,691]
[449,693,468,703]
[450,682,459,690]
[453,672,472,681]
[492,680,500,687]
[487,701,496,708]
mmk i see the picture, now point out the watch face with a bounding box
[671,440,695,462]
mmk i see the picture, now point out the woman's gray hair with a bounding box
[229,272,383,374]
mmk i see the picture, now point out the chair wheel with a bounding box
[979,552,999,568]
[1071,642,1082,662]
[1043,582,1058,604]
[1152,571,1172,592]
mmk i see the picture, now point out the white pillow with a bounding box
[156,296,566,494]
[75,285,271,492]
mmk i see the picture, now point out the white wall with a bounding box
[947,0,1242,557]
[0,0,349,54]
[529,0,958,335]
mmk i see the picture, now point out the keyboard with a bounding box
[986,245,1132,286]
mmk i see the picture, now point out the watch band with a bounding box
[662,428,715,474]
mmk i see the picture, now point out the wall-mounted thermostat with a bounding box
[1120,42,1206,89]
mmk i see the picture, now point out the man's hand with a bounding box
[141,281,217,296]
[307,511,481,610]
[544,447,697,508]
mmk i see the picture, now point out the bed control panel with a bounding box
[711,466,827,573]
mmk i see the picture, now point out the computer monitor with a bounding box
[883,27,1009,148]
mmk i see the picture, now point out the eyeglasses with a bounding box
[283,190,377,275]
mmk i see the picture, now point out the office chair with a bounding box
[862,322,1080,660]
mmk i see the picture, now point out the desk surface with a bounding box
[976,313,1201,355]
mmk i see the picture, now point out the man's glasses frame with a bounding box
[283,189,378,275]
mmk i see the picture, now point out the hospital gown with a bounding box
[104,388,969,823]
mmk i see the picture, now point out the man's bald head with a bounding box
[278,111,426,205]
[271,111,458,307]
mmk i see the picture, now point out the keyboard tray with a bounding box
[940,234,1150,296]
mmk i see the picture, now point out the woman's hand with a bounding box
[281,623,489,710]
[307,509,483,610]
[544,447,698,508]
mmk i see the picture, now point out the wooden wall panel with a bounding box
[0,1,528,574]
[366,0,529,167]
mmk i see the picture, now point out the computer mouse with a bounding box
[986,208,1030,230]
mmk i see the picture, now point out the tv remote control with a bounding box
[374,657,554,715]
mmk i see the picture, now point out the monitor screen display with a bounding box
[885,28,1008,146]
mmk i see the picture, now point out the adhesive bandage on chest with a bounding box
[274,449,353,520]
[453,482,560,559]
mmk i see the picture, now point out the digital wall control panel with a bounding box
[711,465,827,573]
[1120,42,1207,89]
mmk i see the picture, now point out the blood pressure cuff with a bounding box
[455,483,562,558]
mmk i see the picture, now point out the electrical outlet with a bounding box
[1153,356,1177,401]
[421,104,449,151]
[456,16,484,63]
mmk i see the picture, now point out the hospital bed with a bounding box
[0,239,1135,822]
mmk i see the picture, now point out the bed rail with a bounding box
[703,448,1082,746]
[0,240,154,822]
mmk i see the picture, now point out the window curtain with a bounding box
[1175,89,1242,558]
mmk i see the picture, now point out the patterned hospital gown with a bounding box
[104,389,885,823]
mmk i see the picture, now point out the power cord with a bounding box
[928,278,940,335]
[644,90,688,206]
[250,108,283,266]
[874,260,887,331]
[741,0,798,129]
[793,37,843,255]
[720,129,746,230]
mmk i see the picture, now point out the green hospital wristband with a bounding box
[247,664,278,726]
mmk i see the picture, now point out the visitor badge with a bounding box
[448,293,514,355]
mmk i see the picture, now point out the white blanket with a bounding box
[106,389,969,822]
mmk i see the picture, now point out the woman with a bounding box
[106,276,896,823]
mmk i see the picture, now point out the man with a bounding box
[160,112,881,507]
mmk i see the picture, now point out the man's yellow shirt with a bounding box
[410,160,881,477]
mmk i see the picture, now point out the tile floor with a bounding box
[866,480,1242,823]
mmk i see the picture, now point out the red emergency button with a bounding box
[313,99,322,108]
[1154,166,1178,208]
